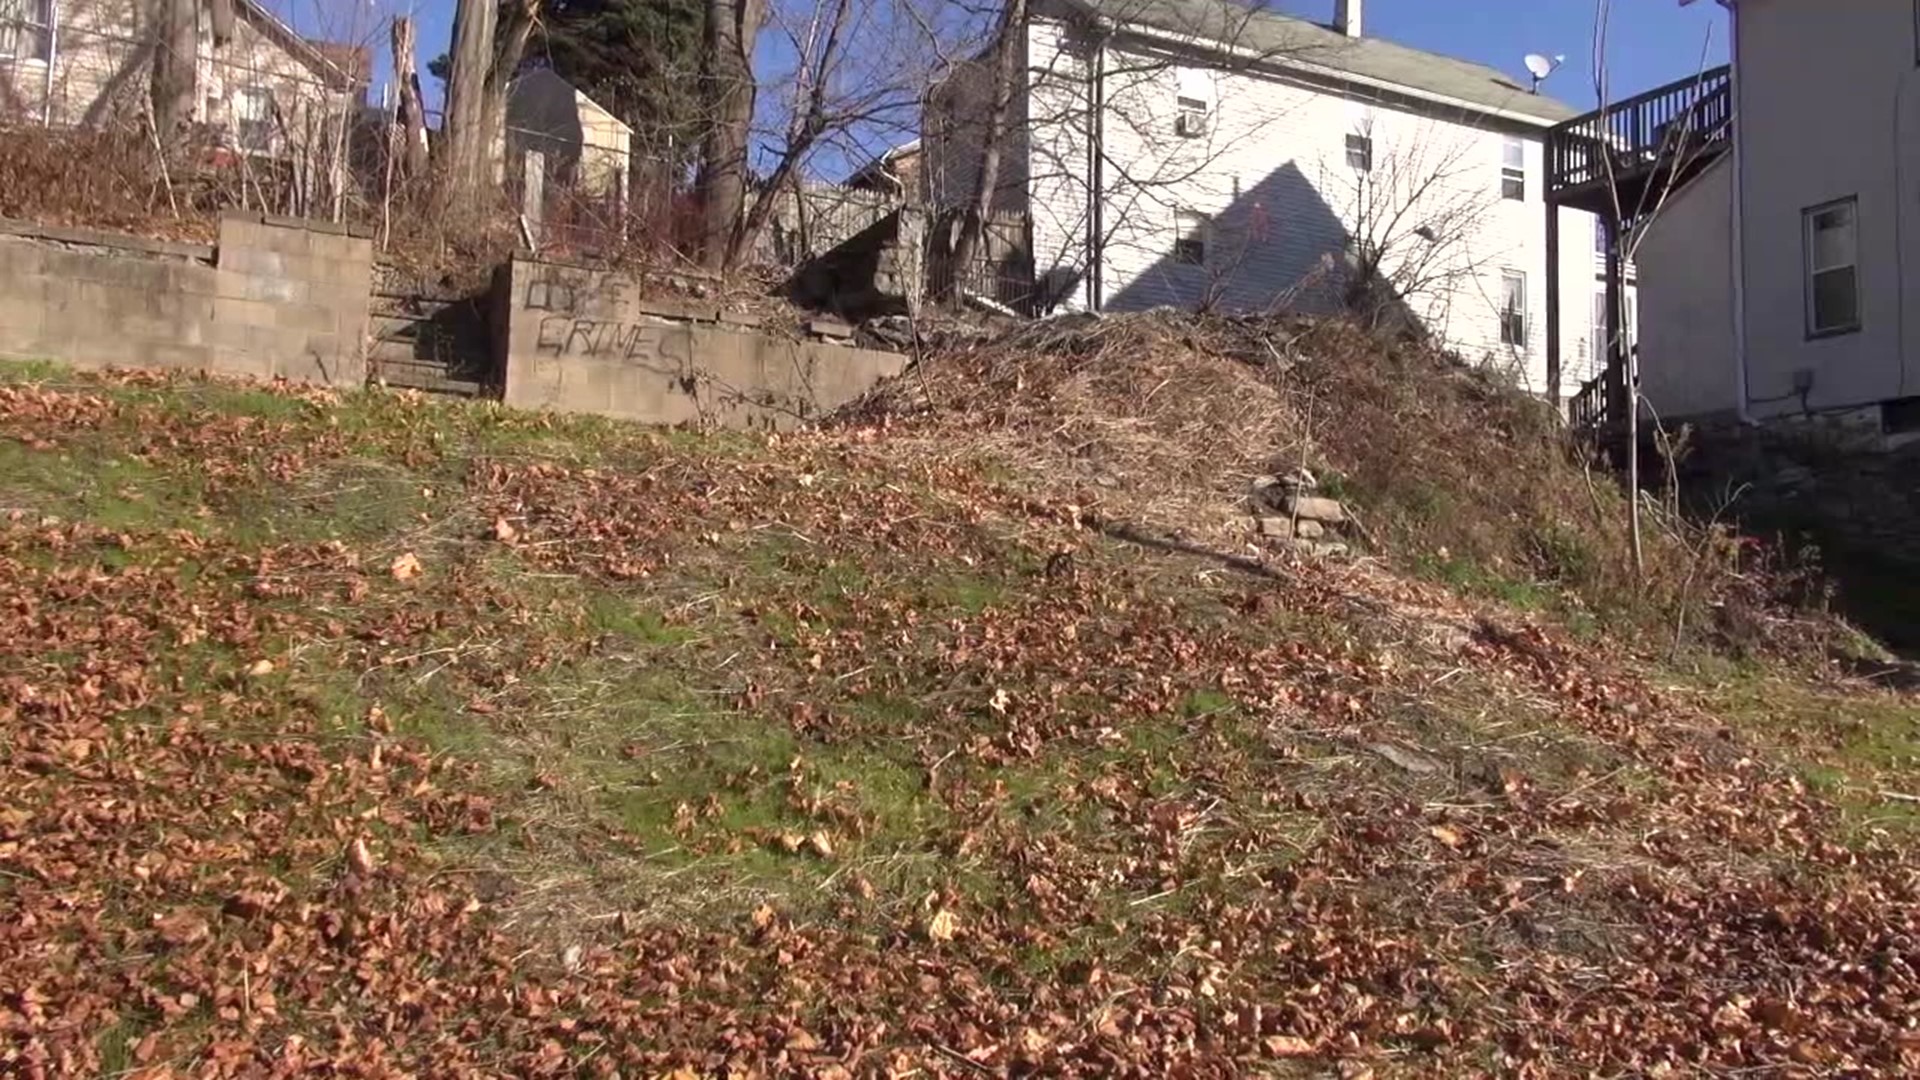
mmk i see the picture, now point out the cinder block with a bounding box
[274,302,337,335]
[138,342,215,372]
[213,295,280,329]
[218,247,287,279]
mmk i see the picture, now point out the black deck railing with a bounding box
[1547,65,1733,207]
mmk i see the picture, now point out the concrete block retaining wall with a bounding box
[0,211,373,387]
[495,255,905,430]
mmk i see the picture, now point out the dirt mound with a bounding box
[846,311,1831,656]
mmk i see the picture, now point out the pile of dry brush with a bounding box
[843,311,1837,659]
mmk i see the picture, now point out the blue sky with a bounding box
[277,0,1730,160]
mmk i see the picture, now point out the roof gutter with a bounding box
[1085,8,1568,129]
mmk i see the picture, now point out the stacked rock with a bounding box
[1248,468,1352,558]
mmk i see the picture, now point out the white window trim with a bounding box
[1345,132,1373,173]
[1500,135,1526,201]
[1173,209,1210,266]
[1803,196,1861,338]
[1500,270,1528,347]
[233,85,278,154]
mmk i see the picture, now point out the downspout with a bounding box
[1728,0,1751,422]
[1087,23,1108,312]
[40,0,57,126]
[1896,61,1913,397]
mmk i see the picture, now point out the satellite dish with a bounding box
[1523,52,1565,94]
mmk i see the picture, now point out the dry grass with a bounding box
[848,311,1841,659]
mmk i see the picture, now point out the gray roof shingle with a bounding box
[1065,0,1581,125]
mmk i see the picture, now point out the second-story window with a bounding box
[1345,133,1373,173]
[1501,135,1526,201]
[0,0,53,61]
[1175,96,1209,138]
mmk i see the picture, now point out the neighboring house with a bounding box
[504,68,633,211]
[925,0,1622,396]
[0,0,362,158]
[1634,0,1920,427]
[845,139,926,202]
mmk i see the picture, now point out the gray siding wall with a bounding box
[1737,0,1919,417]
[1637,156,1736,420]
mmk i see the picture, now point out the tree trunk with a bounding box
[391,17,431,181]
[950,0,1027,284]
[439,0,499,209]
[479,0,541,184]
[209,0,235,46]
[699,0,761,272]
[723,0,848,268]
[149,0,199,147]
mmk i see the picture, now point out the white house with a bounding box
[1637,0,1920,427]
[0,0,364,158]
[926,0,1622,397]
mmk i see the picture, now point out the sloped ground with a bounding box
[0,353,1916,1078]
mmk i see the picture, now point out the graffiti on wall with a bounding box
[533,315,694,371]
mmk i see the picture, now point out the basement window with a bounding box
[1804,197,1861,337]
[1501,135,1526,201]
[1173,209,1209,265]
[1500,270,1528,346]
[1345,133,1373,173]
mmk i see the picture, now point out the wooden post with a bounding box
[1603,213,1627,462]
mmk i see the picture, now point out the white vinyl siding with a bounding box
[1022,17,1601,395]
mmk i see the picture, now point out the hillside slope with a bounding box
[1,352,1917,1077]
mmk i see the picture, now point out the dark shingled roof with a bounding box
[1065,0,1582,125]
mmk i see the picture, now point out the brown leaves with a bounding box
[925,908,958,943]
[389,552,423,581]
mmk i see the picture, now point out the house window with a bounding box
[233,86,276,153]
[1173,209,1209,265]
[1803,197,1860,336]
[1594,217,1609,257]
[0,0,52,61]
[1500,270,1527,346]
[1175,96,1209,138]
[1501,135,1526,201]
[1345,133,1373,173]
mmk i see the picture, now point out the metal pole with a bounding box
[1545,196,1561,403]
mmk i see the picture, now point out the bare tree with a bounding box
[926,0,1333,312]
[391,17,432,183]
[149,0,198,145]
[1335,118,1504,336]
[1588,0,1724,576]
[699,0,764,270]
[441,0,543,209]
[948,0,1026,276]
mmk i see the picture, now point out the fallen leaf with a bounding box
[926,908,958,943]
[389,552,423,581]
[347,837,376,875]
[1429,824,1466,849]
[492,517,519,543]
[245,659,275,678]
[1265,1035,1316,1057]
[806,829,835,858]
